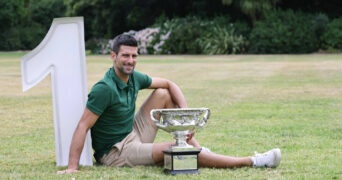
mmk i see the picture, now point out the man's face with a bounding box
[112,45,138,76]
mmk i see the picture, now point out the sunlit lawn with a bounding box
[1,52,341,179]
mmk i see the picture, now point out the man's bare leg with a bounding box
[139,89,178,163]
[199,151,252,168]
[139,88,178,127]
[139,89,253,167]
[151,144,252,168]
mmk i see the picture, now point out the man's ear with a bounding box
[110,51,117,59]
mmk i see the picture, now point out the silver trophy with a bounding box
[150,108,210,175]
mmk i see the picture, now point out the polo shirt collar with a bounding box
[111,67,132,90]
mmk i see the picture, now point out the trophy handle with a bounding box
[198,108,210,126]
[150,109,167,129]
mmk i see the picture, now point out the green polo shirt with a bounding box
[87,67,152,160]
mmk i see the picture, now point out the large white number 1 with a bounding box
[21,17,93,166]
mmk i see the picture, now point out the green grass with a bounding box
[1,52,341,179]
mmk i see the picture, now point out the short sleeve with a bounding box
[86,82,111,115]
[133,71,152,90]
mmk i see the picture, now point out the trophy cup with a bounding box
[150,108,210,175]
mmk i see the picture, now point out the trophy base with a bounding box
[163,149,201,175]
[164,169,200,175]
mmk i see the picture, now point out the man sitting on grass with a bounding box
[58,34,281,174]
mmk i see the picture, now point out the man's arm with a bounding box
[148,77,187,108]
[57,108,98,174]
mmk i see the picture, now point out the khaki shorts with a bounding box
[99,109,158,167]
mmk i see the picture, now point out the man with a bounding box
[58,34,281,174]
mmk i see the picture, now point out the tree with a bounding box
[64,0,233,40]
[64,0,159,40]
[0,1,27,50]
[222,0,280,25]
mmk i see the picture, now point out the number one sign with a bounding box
[21,17,93,166]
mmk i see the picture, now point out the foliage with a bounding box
[64,0,216,40]
[312,13,329,38]
[321,18,342,51]
[197,23,249,54]
[248,9,318,54]
[149,19,176,54]
[278,0,342,19]
[65,0,154,40]
[125,28,161,54]
[0,1,25,30]
[87,28,165,55]
[311,13,330,49]
[0,1,27,50]
[65,0,122,39]
[222,0,281,25]
[158,16,210,54]
[79,15,250,55]
[0,0,66,51]
[149,16,250,54]
[27,0,66,48]
[0,0,341,53]
[31,0,66,27]
[85,38,113,55]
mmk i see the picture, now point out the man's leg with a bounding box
[198,151,252,168]
[139,89,279,168]
[138,89,178,163]
[198,148,282,168]
[139,88,200,145]
[138,88,250,167]
[139,88,177,122]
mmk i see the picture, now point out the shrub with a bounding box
[197,24,248,54]
[125,28,161,54]
[249,9,318,54]
[0,0,66,50]
[85,38,112,55]
[150,16,249,54]
[149,19,175,54]
[161,16,209,54]
[83,16,250,55]
[0,1,26,50]
[321,18,342,51]
[86,28,166,55]
[312,13,330,49]
[312,13,329,38]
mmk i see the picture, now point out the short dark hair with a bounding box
[112,34,138,54]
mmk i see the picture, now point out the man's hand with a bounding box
[57,169,79,174]
[186,131,195,143]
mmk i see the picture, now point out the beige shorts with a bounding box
[99,109,158,167]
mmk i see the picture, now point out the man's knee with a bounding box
[153,88,171,100]
[141,88,176,110]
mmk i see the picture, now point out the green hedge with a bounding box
[1,1,340,54]
[321,18,342,51]
[248,9,318,54]
[78,13,342,55]
[150,16,250,54]
[0,0,65,51]
[158,16,208,54]
[197,22,249,54]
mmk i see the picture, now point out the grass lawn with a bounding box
[1,52,341,179]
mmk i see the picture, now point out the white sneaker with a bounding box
[201,146,211,153]
[251,148,281,168]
